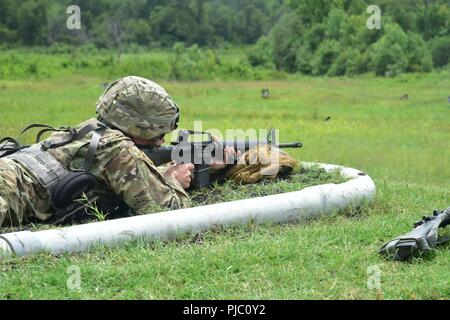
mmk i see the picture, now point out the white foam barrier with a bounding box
[0,163,376,259]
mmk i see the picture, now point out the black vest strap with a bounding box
[0,136,20,148]
[0,137,23,158]
[41,129,77,150]
[41,122,107,150]
[84,128,106,171]
[19,123,58,136]
[36,128,65,143]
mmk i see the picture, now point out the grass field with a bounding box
[0,71,449,299]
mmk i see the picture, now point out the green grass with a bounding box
[0,71,449,299]
[0,47,280,81]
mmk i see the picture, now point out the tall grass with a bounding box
[0,47,284,81]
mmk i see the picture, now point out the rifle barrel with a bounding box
[142,139,303,166]
[277,142,303,148]
[221,141,303,150]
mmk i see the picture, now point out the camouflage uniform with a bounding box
[0,118,190,228]
[0,76,190,228]
[0,157,51,227]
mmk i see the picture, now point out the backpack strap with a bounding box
[41,121,107,150]
[19,123,73,145]
[83,127,106,171]
[0,137,23,158]
[36,128,69,143]
[0,137,21,149]
[19,123,58,136]
[41,128,78,150]
[7,121,109,185]
[4,120,116,223]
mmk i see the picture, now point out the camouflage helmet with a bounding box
[96,76,180,140]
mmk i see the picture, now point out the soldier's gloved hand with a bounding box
[164,163,194,190]
[210,146,241,170]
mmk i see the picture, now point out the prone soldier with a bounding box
[0,76,237,227]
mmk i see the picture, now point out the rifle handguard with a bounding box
[141,129,303,189]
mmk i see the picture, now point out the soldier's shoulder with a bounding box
[101,128,132,146]
[98,127,136,157]
[75,118,133,147]
[77,118,137,162]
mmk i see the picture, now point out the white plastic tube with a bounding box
[0,163,376,259]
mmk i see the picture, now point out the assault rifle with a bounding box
[379,207,450,261]
[141,129,302,189]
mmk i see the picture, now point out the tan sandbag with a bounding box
[225,145,299,184]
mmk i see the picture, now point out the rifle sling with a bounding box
[84,128,105,171]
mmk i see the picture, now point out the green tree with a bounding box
[248,36,275,69]
[326,8,345,40]
[204,2,234,44]
[287,0,343,26]
[17,0,48,45]
[235,3,270,44]
[431,36,450,68]
[370,23,409,76]
[295,44,314,74]
[125,20,152,46]
[417,1,450,40]
[311,39,340,75]
[267,12,301,72]
[405,33,432,72]
[0,24,15,44]
[379,0,418,32]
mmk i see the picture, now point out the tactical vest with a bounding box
[0,121,129,224]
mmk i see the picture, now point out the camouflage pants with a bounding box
[0,158,52,228]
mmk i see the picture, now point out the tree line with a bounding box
[250,0,450,76]
[0,0,449,77]
[0,0,284,47]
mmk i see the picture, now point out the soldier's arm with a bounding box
[102,146,191,214]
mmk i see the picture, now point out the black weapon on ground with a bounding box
[141,128,302,189]
[379,207,450,261]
